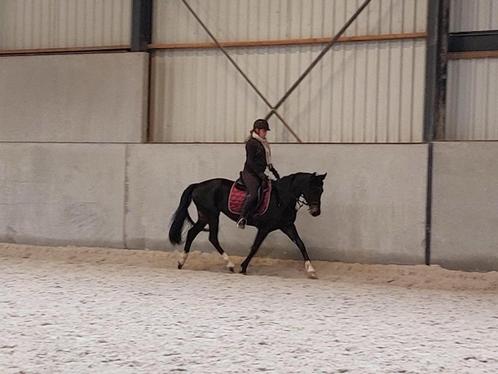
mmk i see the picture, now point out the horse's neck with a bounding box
[276,174,306,203]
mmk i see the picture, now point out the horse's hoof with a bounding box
[177,262,183,270]
[239,269,247,275]
[307,272,318,279]
[228,266,235,273]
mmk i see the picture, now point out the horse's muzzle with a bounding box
[309,205,321,216]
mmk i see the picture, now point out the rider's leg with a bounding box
[237,172,260,228]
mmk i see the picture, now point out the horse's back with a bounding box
[197,177,233,185]
[193,178,233,193]
[190,178,233,208]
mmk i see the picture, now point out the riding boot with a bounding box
[237,201,250,229]
[237,171,260,229]
[237,195,256,229]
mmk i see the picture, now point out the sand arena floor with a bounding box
[1,243,498,373]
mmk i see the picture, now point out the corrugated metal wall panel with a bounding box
[0,0,131,50]
[450,0,498,32]
[151,39,426,143]
[446,58,498,140]
[153,0,427,44]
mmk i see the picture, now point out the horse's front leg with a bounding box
[208,217,235,272]
[281,224,317,279]
[240,229,270,274]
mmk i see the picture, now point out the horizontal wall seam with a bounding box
[0,45,130,56]
[150,32,427,50]
[448,50,498,60]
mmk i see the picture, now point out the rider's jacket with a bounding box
[243,138,267,181]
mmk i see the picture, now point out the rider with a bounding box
[237,118,280,229]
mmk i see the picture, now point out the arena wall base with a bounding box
[125,144,428,265]
[431,142,498,271]
[8,142,498,272]
[0,143,126,248]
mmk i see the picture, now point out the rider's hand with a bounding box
[271,168,280,180]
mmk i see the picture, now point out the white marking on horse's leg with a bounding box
[178,252,188,268]
[223,253,235,269]
[304,260,317,278]
[304,260,316,273]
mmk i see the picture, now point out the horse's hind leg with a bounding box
[178,217,207,269]
[208,216,235,272]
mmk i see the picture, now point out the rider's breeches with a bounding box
[240,171,261,218]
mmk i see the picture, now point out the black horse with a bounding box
[168,172,326,278]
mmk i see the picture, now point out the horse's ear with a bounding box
[312,172,317,176]
[319,173,327,180]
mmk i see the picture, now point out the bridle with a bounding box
[296,195,320,211]
[296,195,308,211]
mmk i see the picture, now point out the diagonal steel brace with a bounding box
[265,0,373,121]
[182,0,372,141]
[181,0,302,142]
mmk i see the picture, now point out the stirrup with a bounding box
[236,217,246,229]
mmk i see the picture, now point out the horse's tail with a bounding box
[169,183,197,245]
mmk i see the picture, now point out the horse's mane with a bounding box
[276,172,310,186]
[272,173,312,197]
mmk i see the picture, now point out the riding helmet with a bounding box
[253,118,270,131]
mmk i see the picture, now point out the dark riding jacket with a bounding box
[243,137,280,181]
[243,138,268,180]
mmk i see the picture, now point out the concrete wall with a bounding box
[5,141,498,271]
[0,53,148,142]
[126,144,428,264]
[432,142,498,271]
[0,143,126,247]
[0,143,428,265]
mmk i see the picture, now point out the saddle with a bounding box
[228,173,272,216]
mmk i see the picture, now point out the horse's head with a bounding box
[303,172,327,217]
